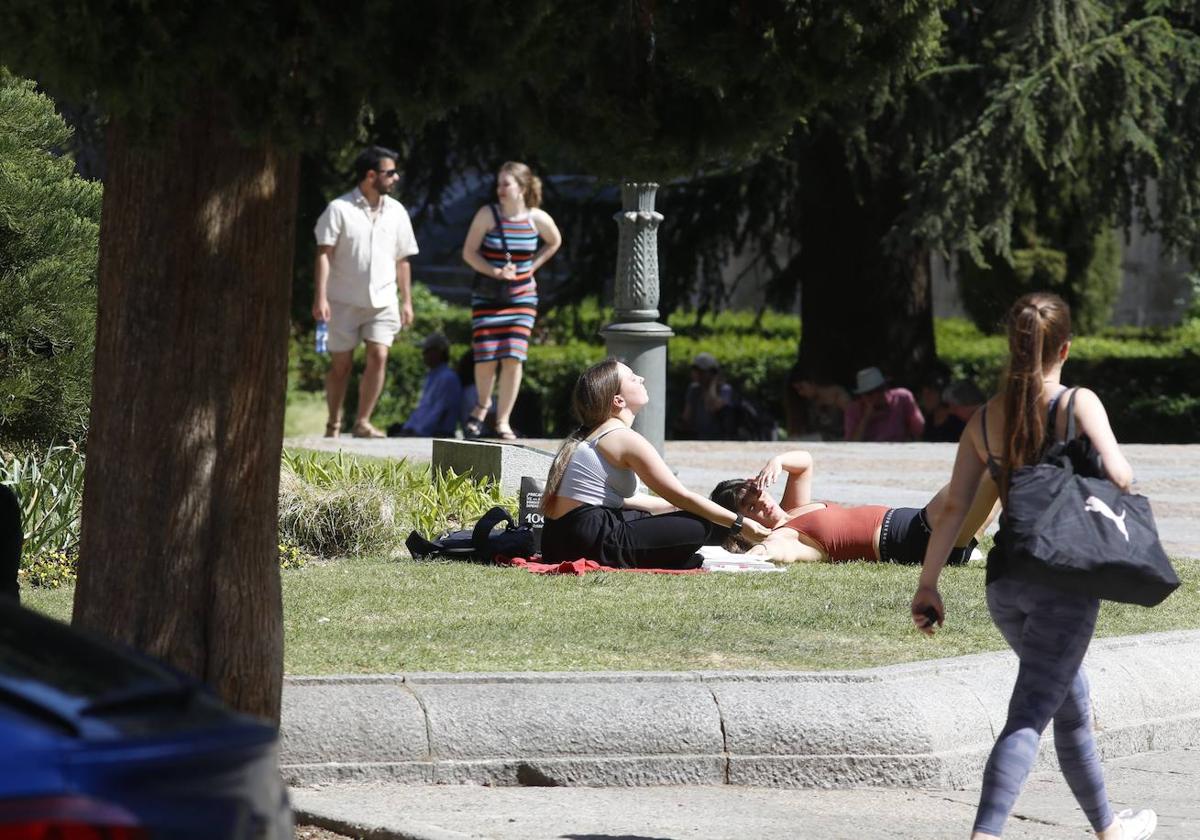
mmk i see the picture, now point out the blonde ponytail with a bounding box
[526,175,543,209]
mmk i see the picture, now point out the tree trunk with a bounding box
[795,132,937,389]
[73,105,298,723]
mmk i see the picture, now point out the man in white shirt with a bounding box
[312,146,419,438]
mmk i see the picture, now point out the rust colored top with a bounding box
[782,503,888,562]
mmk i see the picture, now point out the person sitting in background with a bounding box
[844,366,925,442]
[394,333,462,437]
[925,378,986,442]
[785,362,850,440]
[920,370,957,442]
[677,352,737,440]
[944,378,985,421]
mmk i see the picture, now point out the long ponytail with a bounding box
[541,358,622,510]
[999,292,1072,497]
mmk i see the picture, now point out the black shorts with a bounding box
[879,506,975,566]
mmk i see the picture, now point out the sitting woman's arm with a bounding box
[607,429,771,544]
[623,493,677,515]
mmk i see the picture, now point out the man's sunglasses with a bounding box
[376,169,399,178]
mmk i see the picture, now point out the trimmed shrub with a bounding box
[292,295,1199,443]
[0,69,101,447]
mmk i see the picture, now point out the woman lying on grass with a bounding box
[540,358,771,569]
[710,450,997,564]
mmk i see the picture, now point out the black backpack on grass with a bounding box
[405,506,535,563]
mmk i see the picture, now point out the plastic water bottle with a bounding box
[315,321,328,354]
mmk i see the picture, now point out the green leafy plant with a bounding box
[0,444,85,559]
[278,450,512,559]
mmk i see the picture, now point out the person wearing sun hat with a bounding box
[843,365,925,442]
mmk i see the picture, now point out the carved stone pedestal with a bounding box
[601,182,674,453]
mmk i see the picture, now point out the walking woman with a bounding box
[710,451,993,565]
[910,292,1155,839]
[541,358,771,569]
[461,161,562,440]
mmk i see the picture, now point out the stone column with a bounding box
[601,182,674,453]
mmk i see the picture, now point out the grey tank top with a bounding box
[557,427,639,507]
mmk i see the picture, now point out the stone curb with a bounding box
[281,629,1200,790]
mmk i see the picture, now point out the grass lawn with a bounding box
[23,555,1200,674]
[284,390,327,438]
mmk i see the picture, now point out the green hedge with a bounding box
[290,301,1200,443]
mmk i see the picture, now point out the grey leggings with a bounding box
[973,578,1113,836]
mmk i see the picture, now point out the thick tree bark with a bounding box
[795,132,937,389]
[73,105,298,723]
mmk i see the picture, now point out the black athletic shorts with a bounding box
[879,506,975,566]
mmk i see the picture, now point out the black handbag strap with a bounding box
[1047,387,1080,445]
[489,204,512,261]
[472,505,516,555]
[1029,388,1084,533]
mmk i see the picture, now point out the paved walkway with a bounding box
[293,746,1200,839]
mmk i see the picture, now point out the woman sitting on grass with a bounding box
[540,358,771,569]
[710,450,996,564]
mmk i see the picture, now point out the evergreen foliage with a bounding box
[899,2,1200,263]
[958,183,1124,335]
[515,0,1199,378]
[0,69,100,446]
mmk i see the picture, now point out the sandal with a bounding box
[352,420,386,439]
[493,423,518,442]
[324,419,341,438]
[464,404,489,439]
[463,417,485,439]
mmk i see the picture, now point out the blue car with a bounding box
[0,600,292,838]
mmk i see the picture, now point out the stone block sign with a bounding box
[431,439,554,499]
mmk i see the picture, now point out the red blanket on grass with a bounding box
[499,556,706,576]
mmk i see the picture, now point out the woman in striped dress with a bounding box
[460,161,562,440]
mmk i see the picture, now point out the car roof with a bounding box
[0,601,204,733]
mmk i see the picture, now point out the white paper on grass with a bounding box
[695,545,785,573]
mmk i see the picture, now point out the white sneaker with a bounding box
[1116,808,1157,840]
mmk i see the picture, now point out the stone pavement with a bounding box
[293,746,1200,839]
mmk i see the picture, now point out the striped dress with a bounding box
[471,206,539,363]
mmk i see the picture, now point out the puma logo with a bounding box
[1085,496,1129,541]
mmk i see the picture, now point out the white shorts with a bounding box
[328,302,402,353]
